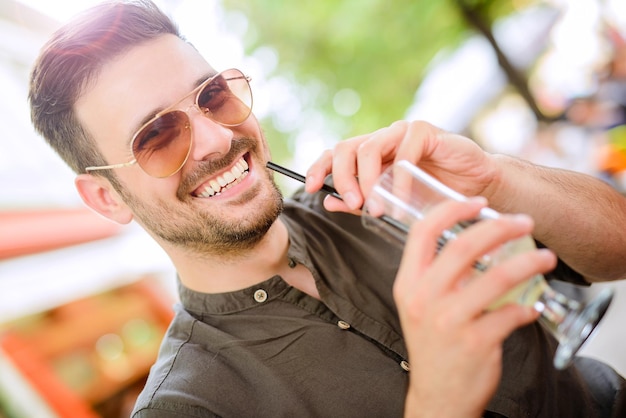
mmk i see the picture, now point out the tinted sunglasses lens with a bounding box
[132,111,191,177]
[197,69,252,126]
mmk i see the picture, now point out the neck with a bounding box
[164,218,291,294]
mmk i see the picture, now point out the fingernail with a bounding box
[512,214,533,227]
[343,191,360,209]
[305,174,316,191]
[537,248,556,260]
[524,306,540,320]
[469,196,488,205]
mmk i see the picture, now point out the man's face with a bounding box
[75,34,283,257]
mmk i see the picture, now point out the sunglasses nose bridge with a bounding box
[185,106,234,161]
[185,103,224,131]
[185,102,202,116]
[186,102,221,125]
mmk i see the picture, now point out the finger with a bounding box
[475,303,540,344]
[453,247,557,319]
[395,198,487,297]
[305,149,334,194]
[428,214,535,294]
[322,194,362,214]
[394,120,443,165]
[329,137,370,209]
[354,121,408,197]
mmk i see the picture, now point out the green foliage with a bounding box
[222,0,528,157]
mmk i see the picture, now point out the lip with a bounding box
[191,153,252,198]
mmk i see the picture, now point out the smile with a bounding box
[195,157,249,197]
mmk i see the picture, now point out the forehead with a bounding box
[75,34,214,153]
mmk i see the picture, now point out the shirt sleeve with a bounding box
[535,240,589,286]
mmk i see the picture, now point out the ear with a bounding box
[75,174,133,225]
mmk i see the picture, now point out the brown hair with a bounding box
[28,0,181,182]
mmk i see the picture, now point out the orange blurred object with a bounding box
[0,277,174,417]
[597,143,626,174]
[0,207,122,260]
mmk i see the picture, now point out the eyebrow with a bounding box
[126,72,216,146]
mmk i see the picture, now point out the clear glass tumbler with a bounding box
[362,160,614,369]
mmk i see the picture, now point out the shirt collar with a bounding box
[177,211,311,316]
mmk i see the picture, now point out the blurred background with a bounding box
[0,0,625,416]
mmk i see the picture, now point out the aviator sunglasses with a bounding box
[85,68,252,178]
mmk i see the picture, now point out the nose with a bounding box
[187,105,234,162]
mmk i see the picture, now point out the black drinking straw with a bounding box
[266,161,410,234]
[266,161,343,200]
[266,161,476,266]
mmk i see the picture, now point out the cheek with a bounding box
[242,114,263,137]
[238,117,270,156]
[263,143,272,161]
[120,171,180,201]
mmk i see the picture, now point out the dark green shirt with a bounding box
[132,190,624,417]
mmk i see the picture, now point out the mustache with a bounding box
[178,137,258,198]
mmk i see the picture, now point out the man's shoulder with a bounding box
[131,306,221,417]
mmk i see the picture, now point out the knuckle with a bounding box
[445,235,474,256]
[487,263,525,290]
[334,140,355,155]
[461,330,485,354]
[433,309,457,331]
[356,140,375,157]
[493,216,517,232]
[407,119,429,129]
[392,278,405,302]
[405,303,426,324]
[407,119,437,133]
[409,220,441,243]
[391,119,409,130]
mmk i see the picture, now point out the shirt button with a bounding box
[254,289,268,303]
[400,360,410,372]
[337,320,351,330]
[288,258,297,268]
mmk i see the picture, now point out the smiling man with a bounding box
[69,32,319,298]
[28,1,626,417]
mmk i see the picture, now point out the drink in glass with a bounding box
[362,160,614,369]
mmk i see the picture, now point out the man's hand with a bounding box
[305,120,496,212]
[395,198,556,417]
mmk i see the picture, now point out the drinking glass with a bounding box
[362,160,614,369]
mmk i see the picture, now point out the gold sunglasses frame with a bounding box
[85,68,252,178]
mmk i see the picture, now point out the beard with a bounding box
[116,139,285,259]
[135,183,284,258]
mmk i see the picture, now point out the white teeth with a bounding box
[223,171,235,183]
[197,157,249,197]
[209,179,221,191]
